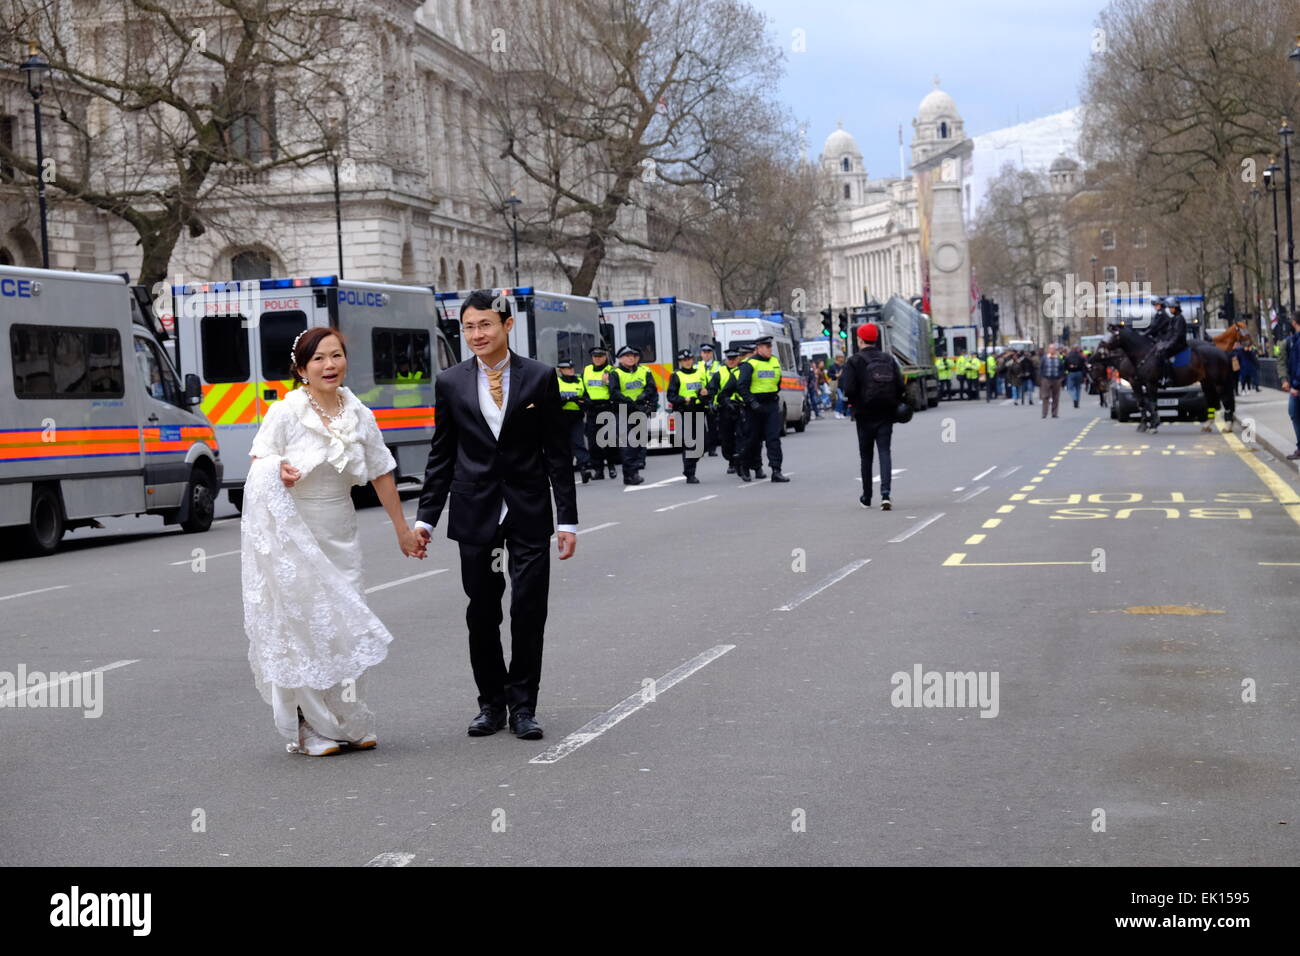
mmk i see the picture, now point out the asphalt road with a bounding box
[3,392,1300,866]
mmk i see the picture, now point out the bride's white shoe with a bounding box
[286,720,342,756]
[340,733,377,751]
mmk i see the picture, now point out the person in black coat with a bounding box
[839,323,904,510]
[413,290,578,742]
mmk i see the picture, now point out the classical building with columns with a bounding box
[818,85,974,330]
[0,2,719,305]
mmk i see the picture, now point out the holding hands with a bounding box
[399,525,428,559]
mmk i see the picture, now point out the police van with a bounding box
[433,286,608,367]
[1,265,222,555]
[598,296,715,449]
[711,311,808,433]
[168,276,457,509]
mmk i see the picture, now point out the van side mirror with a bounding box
[185,373,202,406]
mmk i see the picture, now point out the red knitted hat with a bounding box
[857,323,879,343]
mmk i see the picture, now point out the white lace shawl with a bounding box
[247,386,396,486]
[240,397,395,696]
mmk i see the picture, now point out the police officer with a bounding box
[936,353,951,399]
[582,346,617,480]
[1142,295,1184,382]
[556,358,594,483]
[667,348,708,483]
[698,344,721,457]
[608,344,657,485]
[736,335,789,482]
[709,347,748,474]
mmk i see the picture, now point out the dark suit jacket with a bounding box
[416,352,578,545]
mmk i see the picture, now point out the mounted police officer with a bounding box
[735,335,789,483]
[608,344,657,485]
[1142,295,1186,383]
[667,348,709,484]
[582,345,618,480]
[556,358,595,483]
[709,346,746,474]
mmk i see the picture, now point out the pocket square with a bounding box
[525,402,536,409]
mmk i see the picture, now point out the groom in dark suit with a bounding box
[412,290,578,740]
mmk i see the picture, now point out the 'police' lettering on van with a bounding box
[1,277,36,298]
[341,289,387,308]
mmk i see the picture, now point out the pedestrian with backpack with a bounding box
[840,323,905,510]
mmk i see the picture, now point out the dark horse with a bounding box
[1086,346,1135,408]
[1101,324,1235,434]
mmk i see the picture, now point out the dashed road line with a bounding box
[889,512,946,543]
[0,584,70,602]
[365,852,415,867]
[654,495,717,513]
[1,659,138,707]
[365,569,449,593]
[955,486,988,503]
[971,466,997,481]
[775,559,872,611]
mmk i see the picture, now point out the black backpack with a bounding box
[858,352,897,406]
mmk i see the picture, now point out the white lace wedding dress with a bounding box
[240,386,397,747]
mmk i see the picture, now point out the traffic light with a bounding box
[820,307,832,338]
[838,310,848,339]
[934,324,946,356]
[990,302,999,329]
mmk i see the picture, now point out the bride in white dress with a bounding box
[241,327,426,756]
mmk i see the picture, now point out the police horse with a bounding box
[1101,323,1235,434]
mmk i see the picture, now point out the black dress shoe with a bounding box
[592,469,605,479]
[509,712,544,740]
[582,470,593,483]
[725,464,736,474]
[770,471,789,482]
[607,465,618,479]
[739,469,752,482]
[468,706,507,736]
[753,468,767,479]
[624,473,644,485]
[685,475,700,483]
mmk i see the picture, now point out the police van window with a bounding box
[10,324,124,399]
[952,335,968,354]
[134,336,181,405]
[552,329,596,367]
[599,321,615,351]
[626,321,656,362]
[200,316,250,383]
[778,342,795,369]
[258,311,307,381]
[373,328,431,384]
[436,336,455,371]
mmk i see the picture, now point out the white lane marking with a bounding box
[956,485,989,503]
[655,495,717,513]
[0,584,70,602]
[1000,399,1015,406]
[996,465,1021,478]
[855,469,906,483]
[888,512,946,543]
[1,659,138,707]
[971,466,997,481]
[624,475,686,492]
[529,644,736,764]
[775,559,871,612]
[952,486,966,493]
[576,522,619,535]
[365,852,415,867]
[364,569,448,593]
[170,549,240,566]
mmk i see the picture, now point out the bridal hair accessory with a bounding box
[289,330,307,372]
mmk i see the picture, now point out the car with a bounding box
[1110,378,1208,423]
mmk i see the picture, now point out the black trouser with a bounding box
[703,404,719,454]
[677,408,706,476]
[585,404,616,468]
[457,514,549,715]
[565,411,591,470]
[620,403,648,473]
[744,398,783,471]
[856,415,894,498]
[717,401,742,464]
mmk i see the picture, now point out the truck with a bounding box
[711,311,809,433]
[169,276,458,510]
[1,264,222,554]
[875,296,940,410]
[598,296,715,449]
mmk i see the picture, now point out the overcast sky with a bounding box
[749,0,1109,177]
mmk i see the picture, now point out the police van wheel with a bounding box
[180,472,216,533]
[25,486,65,556]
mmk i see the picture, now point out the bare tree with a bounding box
[469,0,784,296]
[0,0,358,288]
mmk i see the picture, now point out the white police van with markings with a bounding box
[168,276,458,510]
[597,296,715,450]
[433,286,608,368]
[1,265,221,555]
[711,310,808,433]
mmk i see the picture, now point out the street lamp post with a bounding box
[1267,158,1283,335]
[504,190,521,287]
[19,42,50,269]
[1090,255,1098,334]
[327,116,344,280]
[1281,118,1297,323]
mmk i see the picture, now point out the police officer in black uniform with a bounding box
[607,344,658,485]
[698,344,721,458]
[582,345,617,480]
[735,335,789,483]
[667,347,709,484]
[1142,295,1185,382]
[708,347,746,474]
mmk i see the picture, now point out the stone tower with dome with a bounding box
[910,81,973,332]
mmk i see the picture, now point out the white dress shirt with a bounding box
[415,351,576,538]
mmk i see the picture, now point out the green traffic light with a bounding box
[822,329,830,337]
[838,330,847,339]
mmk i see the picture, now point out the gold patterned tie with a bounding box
[485,366,504,408]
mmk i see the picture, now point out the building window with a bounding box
[1133,267,1148,284]
[0,115,15,182]
[1100,229,1115,250]
[1102,266,1118,283]
[939,122,949,139]
[843,183,851,200]
[456,260,466,288]
[438,257,448,289]
[0,246,12,265]
[1134,228,1147,248]
[228,83,278,163]
[841,157,850,172]
[474,263,483,287]
[231,250,272,280]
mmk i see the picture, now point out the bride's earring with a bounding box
[301,376,309,385]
